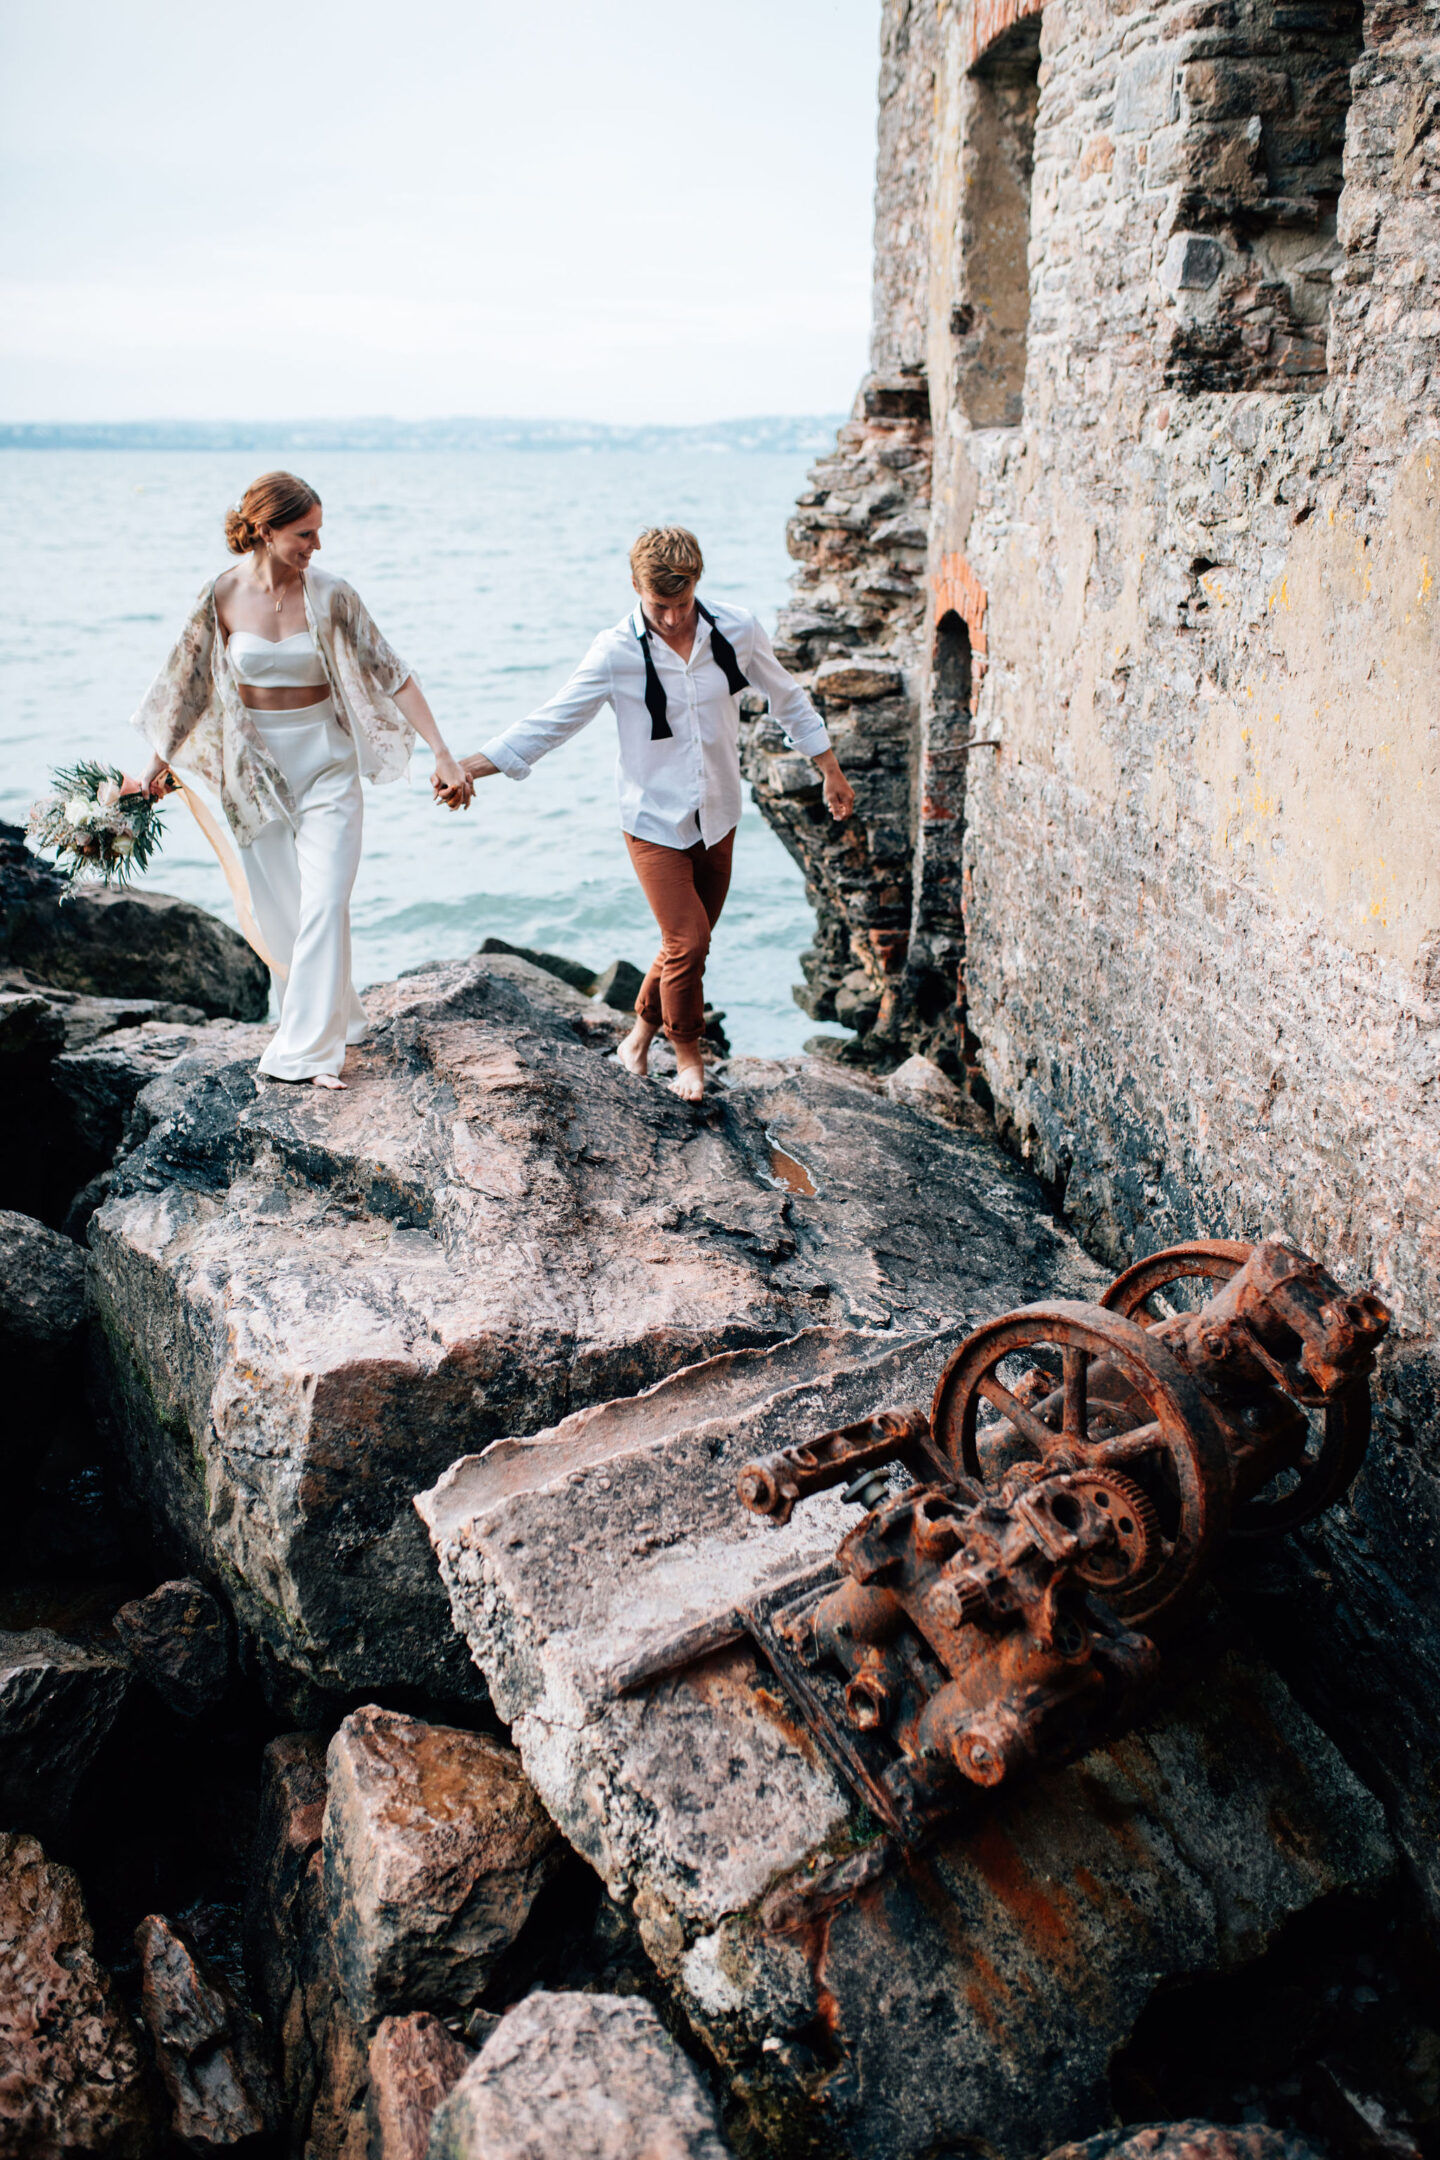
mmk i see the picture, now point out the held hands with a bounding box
[432,751,499,812]
[431,748,475,811]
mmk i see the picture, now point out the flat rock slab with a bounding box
[428,1990,730,2160]
[418,1342,1394,2160]
[89,951,1097,1707]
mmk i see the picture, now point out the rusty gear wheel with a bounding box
[930,1301,1231,1628]
[1062,1470,1161,1592]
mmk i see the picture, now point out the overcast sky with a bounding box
[0,1,881,424]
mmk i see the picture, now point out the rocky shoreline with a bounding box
[2,830,1437,2160]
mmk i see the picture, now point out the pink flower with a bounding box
[95,781,121,808]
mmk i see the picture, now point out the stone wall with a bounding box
[747,0,1440,1908]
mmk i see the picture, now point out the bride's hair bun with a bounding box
[223,471,321,555]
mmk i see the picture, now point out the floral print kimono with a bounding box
[131,566,415,846]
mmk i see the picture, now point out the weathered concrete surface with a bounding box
[323,1706,562,2026]
[0,1831,155,2159]
[113,1578,232,1720]
[135,1910,280,2153]
[0,820,269,1020]
[366,2013,471,2160]
[419,1339,1393,2160]
[0,1627,130,1828]
[88,951,1094,1708]
[428,1991,730,2160]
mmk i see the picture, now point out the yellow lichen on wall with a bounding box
[1190,446,1440,967]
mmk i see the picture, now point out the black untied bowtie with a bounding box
[634,600,749,741]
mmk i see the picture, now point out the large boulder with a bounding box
[88,952,1100,1709]
[135,1911,280,2153]
[0,822,269,1019]
[428,1991,730,2160]
[1046,2133,1323,2160]
[324,1706,562,2026]
[0,1831,156,2158]
[0,1629,130,1829]
[416,1338,1395,2160]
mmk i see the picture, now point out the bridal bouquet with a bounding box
[26,761,167,893]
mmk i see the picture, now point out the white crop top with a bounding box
[227,629,329,690]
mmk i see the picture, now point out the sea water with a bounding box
[0,448,824,1054]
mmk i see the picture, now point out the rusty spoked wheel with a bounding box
[1099,1239,1254,1322]
[1099,1238,1368,1539]
[930,1301,1231,1627]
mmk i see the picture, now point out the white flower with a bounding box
[65,794,90,824]
[112,835,135,857]
[96,781,121,808]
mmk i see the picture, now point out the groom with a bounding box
[436,526,854,1100]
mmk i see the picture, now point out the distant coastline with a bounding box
[0,414,846,455]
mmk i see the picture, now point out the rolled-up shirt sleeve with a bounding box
[743,619,831,757]
[480,633,614,780]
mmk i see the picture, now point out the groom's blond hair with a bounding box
[630,526,704,597]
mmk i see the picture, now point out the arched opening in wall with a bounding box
[1161,1,1365,394]
[907,609,975,1054]
[953,18,1042,429]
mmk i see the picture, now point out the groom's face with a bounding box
[635,579,697,636]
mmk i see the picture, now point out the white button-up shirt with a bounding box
[479,602,831,850]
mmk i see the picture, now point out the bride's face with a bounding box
[261,503,324,573]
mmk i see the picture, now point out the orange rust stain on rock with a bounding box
[966,1822,1081,1966]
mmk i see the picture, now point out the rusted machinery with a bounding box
[735,1239,1389,1842]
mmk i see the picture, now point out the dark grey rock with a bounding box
[0,821,269,1019]
[428,1991,731,2160]
[590,957,645,1011]
[135,1911,280,2153]
[52,1018,247,1159]
[478,937,597,994]
[113,1578,232,1719]
[0,1208,87,1356]
[0,1832,156,2158]
[323,1706,562,2026]
[89,956,1096,1707]
[0,1629,130,1828]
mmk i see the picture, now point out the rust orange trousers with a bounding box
[624,825,736,1046]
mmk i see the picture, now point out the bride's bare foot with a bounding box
[671,1049,705,1103]
[311,1073,347,1090]
[617,1021,656,1079]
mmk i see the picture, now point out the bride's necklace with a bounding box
[257,557,297,617]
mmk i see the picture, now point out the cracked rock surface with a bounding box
[88,951,1093,1710]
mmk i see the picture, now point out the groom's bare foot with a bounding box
[671,1048,705,1102]
[311,1073,347,1090]
[617,1020,657,1079]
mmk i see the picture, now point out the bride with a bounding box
[135,471,470,1088]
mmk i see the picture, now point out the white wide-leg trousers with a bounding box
[242,698,368,1081]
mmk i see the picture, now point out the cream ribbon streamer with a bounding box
[170,779,287,981]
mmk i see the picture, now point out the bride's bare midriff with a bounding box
[235,686,332,712]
